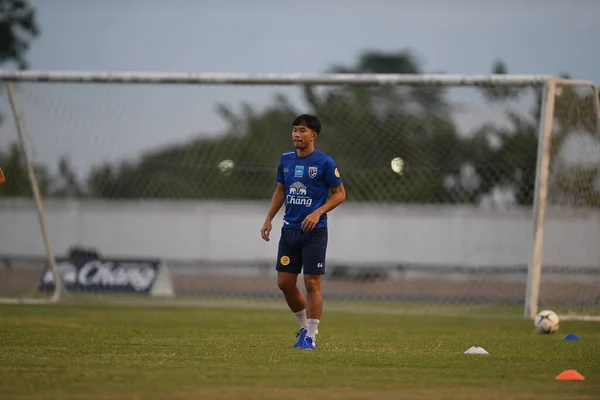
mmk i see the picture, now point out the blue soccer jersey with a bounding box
[276,149,343,230]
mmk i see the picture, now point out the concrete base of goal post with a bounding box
[150,262,175,297]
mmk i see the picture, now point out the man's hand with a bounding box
[260,220,273,241]
[301,211,322,232]
[261,183,285,241]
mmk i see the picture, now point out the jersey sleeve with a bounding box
[324,157,343,188]
[276,155,285,184]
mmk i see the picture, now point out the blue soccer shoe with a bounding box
[293,328,307,348]
[301,335,316,350]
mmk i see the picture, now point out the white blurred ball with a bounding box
[534,309,559,334]
[218,159,235,175]
[390,157,404,175]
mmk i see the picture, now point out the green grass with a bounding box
[1,304,599,400]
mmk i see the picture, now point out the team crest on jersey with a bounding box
[308,166,318,178]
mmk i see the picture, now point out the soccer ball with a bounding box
[534,309,560,334]
[390,157,404,175]
[217,159,235,176]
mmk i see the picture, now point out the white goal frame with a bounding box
[0,70,599,320]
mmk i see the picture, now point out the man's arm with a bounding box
[317,158,346,216]
[261,183,285,241]
[316,183,346,217]
[266,183,285,222]
[300,183,346,232]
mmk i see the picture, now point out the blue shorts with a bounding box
[276,227,328,275]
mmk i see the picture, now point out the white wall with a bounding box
[1,198,599,268]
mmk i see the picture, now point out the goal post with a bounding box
[3,82,64,304]
[524,76,557,320]
[0,70,598,319]
[526,77,600,321]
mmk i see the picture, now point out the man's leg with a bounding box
[275,228,308,347]
[299,228,328,350]
[277,272,309,348]
[303,273,322,341]
[277,271,307,320]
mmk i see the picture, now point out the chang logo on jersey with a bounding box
[287,181,312,207]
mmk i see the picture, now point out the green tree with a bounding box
[51,156,85,198]
[439,60,542,206]
[300,49,460,203]
[0,0,39,69]
[469,61,600,207]
[86,49,466,203]
[0,142,52,197]
[0,2,87,200]
[325,49,448,118]
[482,59,524,102]
[0,0,41,196]
[86,104,298,200]
[547,82,600,207]
[0,142,85,198]
[6,45,595,208]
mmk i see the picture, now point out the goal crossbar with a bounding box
[0,70,553,86]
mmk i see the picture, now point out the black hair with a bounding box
[293,114,321,134]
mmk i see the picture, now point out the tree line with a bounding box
[1,2,599,207]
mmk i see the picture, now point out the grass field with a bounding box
[1,303,599,400]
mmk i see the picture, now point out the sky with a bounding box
[1,0,599,180]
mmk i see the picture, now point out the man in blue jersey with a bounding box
[260,114,346,351]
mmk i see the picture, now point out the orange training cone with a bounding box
[556,370,585,381]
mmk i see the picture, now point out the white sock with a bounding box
[307,318,320,340]
[294,309,307,330]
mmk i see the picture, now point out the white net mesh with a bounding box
[539,82,600,318]
[0,74,598,317]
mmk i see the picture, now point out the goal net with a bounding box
[0,72,598,319]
